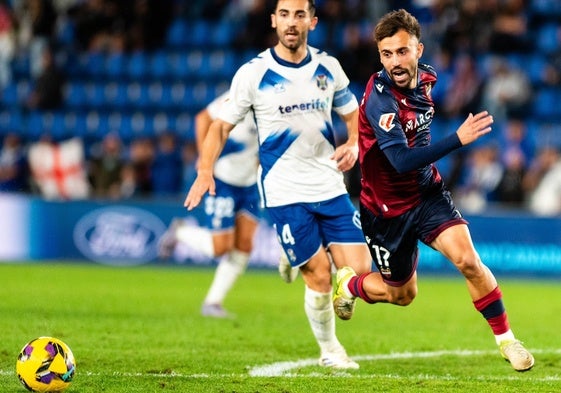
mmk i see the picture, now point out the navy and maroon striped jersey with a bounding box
[358,63,448,218]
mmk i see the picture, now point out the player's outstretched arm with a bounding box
[331,109,359,172]
[456,111,494,146]
[184,119,234,210]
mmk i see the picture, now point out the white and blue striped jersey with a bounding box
[207,91,259,187]
[219,46,358,207]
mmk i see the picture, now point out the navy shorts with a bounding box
[202,178,261,231]
[360,187,467,286]
[267,194,366,267]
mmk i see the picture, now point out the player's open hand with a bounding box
[183,171,215,210]
[456,111,493,146]
[331,142,359,172]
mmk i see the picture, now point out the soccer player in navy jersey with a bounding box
[185,0,371,369]
[332,9,534,371]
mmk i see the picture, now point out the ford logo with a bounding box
[73,206,167,266]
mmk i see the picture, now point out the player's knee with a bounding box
[454,254,485,279]
[388,286,417,306]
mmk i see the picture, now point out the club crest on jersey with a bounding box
[379,113,395,132]
[316,74,328,90]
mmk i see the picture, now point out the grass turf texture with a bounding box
[0,262,559,392]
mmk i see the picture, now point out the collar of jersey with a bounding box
[269,47,312,68]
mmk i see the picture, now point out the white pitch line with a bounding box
[247,348,561,377]
[2,349,560,381]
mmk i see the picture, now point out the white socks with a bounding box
[203,249,250,305]
[175,224,214,258]
[495,329,516,345]
[304,286,342,354]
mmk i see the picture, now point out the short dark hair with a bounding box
[274,0,316,16]
[374,9,421,44]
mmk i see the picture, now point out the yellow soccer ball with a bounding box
[16,337,76,392]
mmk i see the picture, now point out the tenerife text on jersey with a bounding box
[278,97,331,115]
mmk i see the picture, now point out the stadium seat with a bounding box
[124,82,140,105]
[24,111,67,140]
[82,52,105,80]
[104,82,129,110]
[127,52,149,80]
[187,20,211,47]
[119,112,151,141]
[149,51,170,80]
[532,87,561,119]
[1,81,19,108]
[206,50,237,79]
[0,109,22,134]
[186,50,204,76]
[527,54,549,86]
[105,52,127,80]
[174,112,194,140]
[530,0,561,19]
[211,22,236,47]
[10,53,30,79]
[152,112,172,134]
[534,121,561,149]
[165,18,189,48]
[82,111,108,141]
[166,52,190,80]
[84,82,106,109]
[55,17,75,47]
[535,23,560,54]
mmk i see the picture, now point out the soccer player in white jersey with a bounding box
[185,0,372,369]
[160,90,261,318]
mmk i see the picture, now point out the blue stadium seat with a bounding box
[105,52,127,80]
[104,82,129,110]
[50,111,71,141]
[1,81,19,108]
[127,82,146,109]
[64,82,87,109]
[152,112,172,134]
[526,54,547,85]
[534,122,561,149]
[531,0,561,19]
[82,52,105,79]
[205,50,237,79]
[532,88,561,119]
[536,23,560,54]
[84,83,106,109]
[56,18,75,47]
[119,112,151,141]
[65,111,88,139]
[174,112,194,140]
[186,50,204,76]
[187,20,211,47]
[82,111,109,141]
[0,109,22,134]
[173,82,192,109]
[24,111,67,140]
[211,22,236,47]
[127,52,149,80]
[146,82,165,109]
[149,51,170,80]
[165,18,189,48]
[166,52,190,79]
[10,54,30,80]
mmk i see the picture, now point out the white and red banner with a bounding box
[28,137,90,200]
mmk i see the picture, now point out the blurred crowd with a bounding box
[0,0,560,216]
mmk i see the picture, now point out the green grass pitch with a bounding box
[0,262,559,392]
